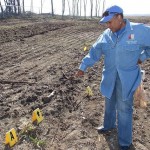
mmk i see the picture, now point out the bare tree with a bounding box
[67,0,71,16]
[22,0,25,13]
[41,0,43,14]
[51,0,54,16]
[90,0,93,18]
[96,0,101,17]
[0,1,3,12]
[16,0,21,14]
[0,1,4,17]
[72,0,76,17]
[4,0,20,15]
[83,0,87,19]
[95,0,98,16]
[76,0,80,17]
[30,0,33,12]
[0,0,26,17]
[62,0,65,18]
[4,0,12,14]
[98,0,101,17]
[80,0,81,16]
[102,0,106,14]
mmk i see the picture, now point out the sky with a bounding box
[1,0,150,16]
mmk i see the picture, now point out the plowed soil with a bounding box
[0,16,150,150]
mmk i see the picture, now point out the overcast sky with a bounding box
[1,0,150,16]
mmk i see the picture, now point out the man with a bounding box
[76,5,150,150]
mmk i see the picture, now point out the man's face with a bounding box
[106,15,122,33]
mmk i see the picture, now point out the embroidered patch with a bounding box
[128,34,134,40]
[127,34,137,44]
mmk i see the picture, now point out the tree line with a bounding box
[0,0,25,17]
[51,0,106,18]
[0,0,106,18]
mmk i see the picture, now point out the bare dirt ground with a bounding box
[0,16,150,150]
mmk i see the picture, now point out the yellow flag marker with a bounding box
[32,108,44,124]
[5,128,18,147]
[84,46,87,51]
[85,86,93,96]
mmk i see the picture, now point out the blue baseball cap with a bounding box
[100,5,123,23]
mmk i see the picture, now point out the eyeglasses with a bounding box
[102,11,119,17]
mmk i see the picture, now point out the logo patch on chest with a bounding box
[128,34,134,40]
[126,34,137,44]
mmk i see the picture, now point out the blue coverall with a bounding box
[79,19,150,146]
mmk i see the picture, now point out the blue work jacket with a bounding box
[79,19,150,100]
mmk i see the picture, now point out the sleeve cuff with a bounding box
[79,63,87,72]
[139,53,147,62]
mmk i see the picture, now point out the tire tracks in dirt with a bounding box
[1,25,101,84]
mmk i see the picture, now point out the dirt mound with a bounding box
[0,18,74,44]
